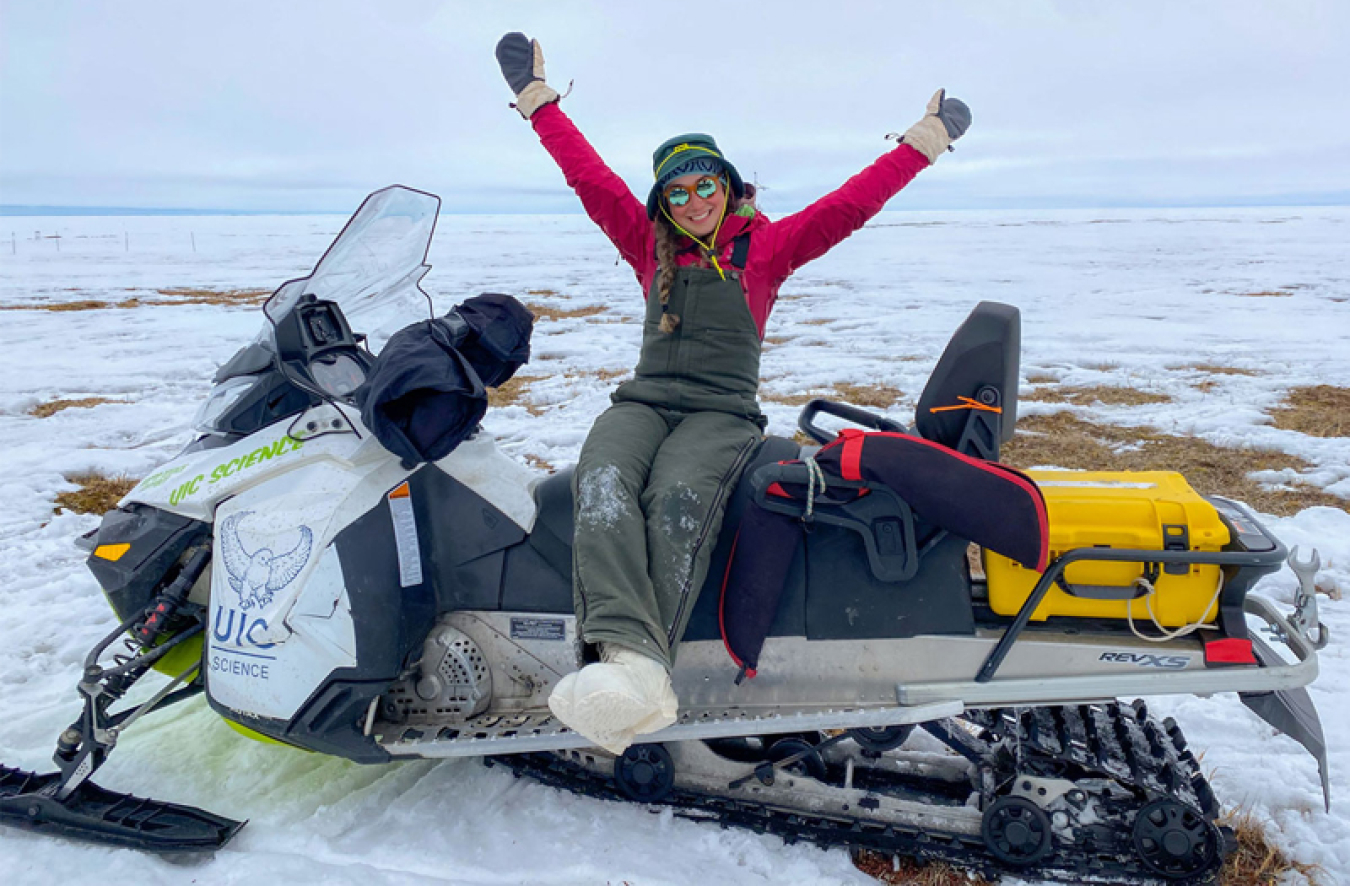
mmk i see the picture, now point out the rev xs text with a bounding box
[1099,651,1190,669]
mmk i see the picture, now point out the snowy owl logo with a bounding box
[218,511,313,611]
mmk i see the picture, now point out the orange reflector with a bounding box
[389,482,411,500]
[94,543,132,562]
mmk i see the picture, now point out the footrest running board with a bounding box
[380,700,963,758]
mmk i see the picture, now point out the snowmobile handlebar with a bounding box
[798,398,907,445]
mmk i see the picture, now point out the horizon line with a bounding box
[3,195,1349,217]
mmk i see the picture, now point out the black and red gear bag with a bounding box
[719,428,1048,679]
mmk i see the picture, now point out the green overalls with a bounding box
[572,262,764,669]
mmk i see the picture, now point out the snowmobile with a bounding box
[0,186,1332,884]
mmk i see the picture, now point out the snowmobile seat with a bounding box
[528,467,576,576]
[756,294,1028,593]
[524,433,811,572]
[714,298,1041,678]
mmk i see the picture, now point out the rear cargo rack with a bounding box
[974,498,1287,684]
[898,595,1314,708]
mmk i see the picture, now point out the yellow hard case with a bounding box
[984,471,1231,625]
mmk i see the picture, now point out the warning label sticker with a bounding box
[510,617,566,641]
[388,482,423,588]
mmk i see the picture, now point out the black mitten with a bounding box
[494,32,559,119]
[495,32,538,94]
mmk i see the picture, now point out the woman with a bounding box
[495,32,970,754]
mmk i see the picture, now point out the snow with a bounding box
[577,463,637,531]
[1,204,1349,885]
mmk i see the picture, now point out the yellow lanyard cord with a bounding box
[655,144,724,179]
[659,178,731,281]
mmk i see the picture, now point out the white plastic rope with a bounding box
[1125,570,1224,643]
[803,457,827,521]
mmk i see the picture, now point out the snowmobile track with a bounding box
[490,700,1229,885]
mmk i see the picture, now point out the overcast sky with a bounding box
[2,0,1347,213]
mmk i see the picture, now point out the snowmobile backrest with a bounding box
[914,301,1020,459]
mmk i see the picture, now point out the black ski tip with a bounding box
[0,765,244,854]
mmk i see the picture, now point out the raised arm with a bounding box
[762,90,971,283]
[531,105,653,272]
[496,33,653,275]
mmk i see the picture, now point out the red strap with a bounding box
[1204,638,1257,666]
[838,428,865,481]
[718,531,754,677]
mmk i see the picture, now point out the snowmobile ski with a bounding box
[0,766,243,853]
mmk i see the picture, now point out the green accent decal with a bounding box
[166,434,304,506]
[136,464,188,493]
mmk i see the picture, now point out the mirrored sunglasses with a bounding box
[664,175,722,207]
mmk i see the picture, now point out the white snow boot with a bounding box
[547,646,678,755]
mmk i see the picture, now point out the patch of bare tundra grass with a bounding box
[487,375,547,414]
[1003,412,1344,516]
[1217,808,1322,885]
[1269,385,1350,439]
[2,287,271,311]
[1177,363,1260,377]
[1021,384,1173,407]
[155,288,271,306]
[764,382,904,409]
[55,472,138,515]
[29,397,118,418]
[525,301,606,321]
[853,850,991,886]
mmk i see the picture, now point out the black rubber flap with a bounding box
[720,507,803,674]
[1243,634,1331,812]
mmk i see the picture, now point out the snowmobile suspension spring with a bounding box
[100,622,204,683]
[133,548,211,647]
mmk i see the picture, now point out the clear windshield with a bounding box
[263,186,440,334]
